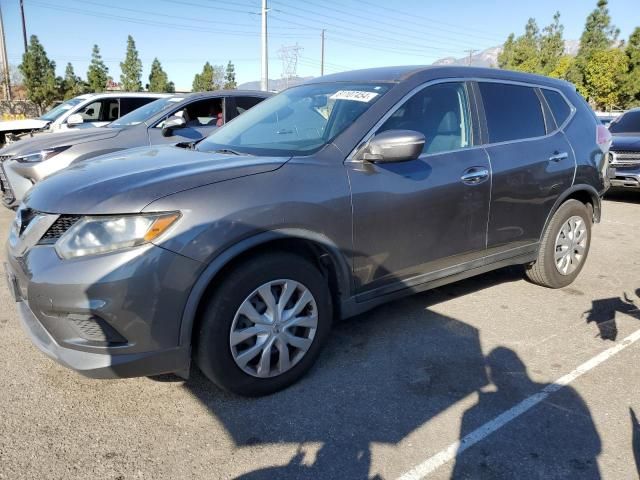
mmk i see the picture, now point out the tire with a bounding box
[526,199,592,288]
[195,252,332,396]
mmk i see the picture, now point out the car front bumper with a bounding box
[5,241,203,379]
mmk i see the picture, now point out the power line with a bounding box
[290,0,501,50]
[28,1,315,38]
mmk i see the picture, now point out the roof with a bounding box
[304,65,572,89]
[179,89,273,99]
[74,92,170,100]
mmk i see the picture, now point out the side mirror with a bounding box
[67,113,84,127]
[357,130,425,163]
[161,116,187,137]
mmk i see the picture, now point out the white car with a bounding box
[0,92,169,144]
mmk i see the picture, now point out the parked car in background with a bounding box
[5,66,609,396]
[0,92,168,145]
[0,90,270,208]
[607,107,640,190]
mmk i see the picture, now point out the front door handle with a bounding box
[549,151,569,162]
[461,167,489,185]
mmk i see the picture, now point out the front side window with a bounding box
[160,98,223,128]
[109,96,183,127]
[78,100,102,121]
[480,83,545,143]
[197,82,391,156]
[378,82,472,155]
[609,111,640,134]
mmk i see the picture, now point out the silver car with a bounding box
[0,91,270,208]
[0,92,167,144]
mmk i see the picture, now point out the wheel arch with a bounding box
[539,184,601,243]
[178,229,352,348]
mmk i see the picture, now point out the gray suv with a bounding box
[5,66,610,396]
[0,91,270,208]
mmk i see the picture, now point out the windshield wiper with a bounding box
[211,148,252,156]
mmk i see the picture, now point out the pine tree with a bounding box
[87,44,109,92]
[18,35,59,113]
[192,62,223,91]
[148,58,172,92]
[498,18,542,73]
[539,12,565,75]
[622,27,640,107]
[62,62,86,99]
[224,61,237,89]
[120,35,143,92]
[570,0,620,91]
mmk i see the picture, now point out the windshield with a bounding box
[197,82,391,156]
[39,98,84,122]
[609,111,640,134]
[109,96,184,127]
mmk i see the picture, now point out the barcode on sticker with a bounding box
[330,90,379,102]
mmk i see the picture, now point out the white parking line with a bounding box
[397,327,640,480]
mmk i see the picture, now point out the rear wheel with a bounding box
[195,253,332,396]
[526,199,592,288]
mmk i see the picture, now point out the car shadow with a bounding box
[583,290,640,341]
[604,190,640,204]
[177,266,602,479]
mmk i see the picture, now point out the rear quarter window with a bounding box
[479,83,546,143]
[542,89,572,127]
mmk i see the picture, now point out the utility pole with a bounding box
[260,0,269,91]
[0,3,11,100]
[464,49,478,66]
[320,29,325,76]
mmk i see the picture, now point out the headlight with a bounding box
[55,212,181,259]
[14,145,71,163]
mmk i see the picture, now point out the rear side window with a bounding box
[542,89,571,126]
[479,83,545,143]
[120,97,156,116]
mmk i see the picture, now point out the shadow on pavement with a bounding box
[180,267,604,479]
[632,408,640,476]
[452,347,601,479]
[583,290,640,341]
[604,190,640,204]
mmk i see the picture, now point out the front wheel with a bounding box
[526,199,592,288]
[195,253,332,396]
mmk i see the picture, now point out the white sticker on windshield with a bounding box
[330,90,379,103]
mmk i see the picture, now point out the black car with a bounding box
[608,108,640,190]
[7,66,611,396]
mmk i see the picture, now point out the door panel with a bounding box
[348,81,490,295]
[349,148,491,294]
[477,82,575,251]
[485,132,575,250]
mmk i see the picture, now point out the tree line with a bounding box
[498,0,640,111]
[18,34,238,111]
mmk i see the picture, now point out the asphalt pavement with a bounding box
[1,191,639,480]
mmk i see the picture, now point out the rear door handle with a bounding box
[549,152,569,162]
[460,167,489,185]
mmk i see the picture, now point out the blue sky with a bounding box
[1,0,638,90]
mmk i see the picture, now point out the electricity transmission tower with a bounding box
[278,43,303,89]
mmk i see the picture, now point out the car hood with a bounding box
[24,145,289,214]
[611,134,640,151]
[0,127,121,156]
[0,118,48,132]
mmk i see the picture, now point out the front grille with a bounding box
[0,162,15,204]
[611,151,640,167]
[38,215,81,244]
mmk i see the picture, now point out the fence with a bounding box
[0,100,39,120]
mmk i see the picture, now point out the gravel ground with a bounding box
[0,191,639,480]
